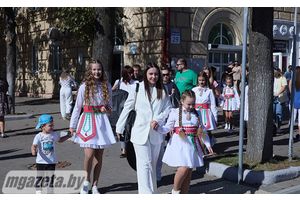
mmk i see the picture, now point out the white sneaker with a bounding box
[171,189,180,194]
[224,123,228,129]
[92,186,100,194]
[35,190,42,194]
[80,181,90,194]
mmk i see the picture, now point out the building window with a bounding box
[31,43,38,72]
[50,43,61,72]
[208,23,239,81]
[208,23,234,45]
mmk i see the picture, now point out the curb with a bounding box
[4,114,34,121]
[208,162,300,185]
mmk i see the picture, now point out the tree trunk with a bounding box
[92,8,114,82]
[245,8,274,164]
[5,8,17,114]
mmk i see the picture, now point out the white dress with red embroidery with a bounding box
[221,85,240,111]
[157,108,211,168]
[192,86,218,131]
[70,83,116,149]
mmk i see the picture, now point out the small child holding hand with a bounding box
[31,114,72,194]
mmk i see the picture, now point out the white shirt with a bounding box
[113,78,137,93]
[59,76,77,88]
[33,132,60,164]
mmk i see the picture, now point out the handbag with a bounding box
[109,80,129,128]
[278,90,288,103]
[124,83,139,171]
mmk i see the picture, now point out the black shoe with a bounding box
[65,113,71,120]
[120,153,126,158]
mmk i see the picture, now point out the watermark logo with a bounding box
[2,170,85,194]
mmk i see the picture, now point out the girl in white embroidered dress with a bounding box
[69,59,116,194]
[192,71,218,131]
[158,90,213,194]
[220,75,240,130]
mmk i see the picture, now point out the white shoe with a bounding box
[171,189,180,194]
[35,190,42,194]
[224,123,228,129]
[92,185,100,194]
[80,181,90,194]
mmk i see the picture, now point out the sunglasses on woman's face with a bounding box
[162,73,169,77]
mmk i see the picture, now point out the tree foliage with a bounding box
[55,8,124,44]
[55,8,97,43]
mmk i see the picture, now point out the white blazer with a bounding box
[116,82,171,145]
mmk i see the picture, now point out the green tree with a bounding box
[56,8,121,81]
[246,7,274,164]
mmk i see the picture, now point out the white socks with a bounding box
[225,123,232,130]
[225,123,228,129]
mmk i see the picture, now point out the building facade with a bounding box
[1,7,299,98]
[122,7,300,81]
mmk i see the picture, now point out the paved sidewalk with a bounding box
[0,97,300,194]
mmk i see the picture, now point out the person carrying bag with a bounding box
[123,83,139,170]
[116,63,171,194]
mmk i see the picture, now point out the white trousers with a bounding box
[133,140,161,194]
[59,87,73,118]
[294,108,300,127]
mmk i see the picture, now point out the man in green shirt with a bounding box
[174,58,198,95]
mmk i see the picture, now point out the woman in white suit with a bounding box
[116,63,171,194]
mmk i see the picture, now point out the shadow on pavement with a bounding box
[213,140,240,154]
[157,170,205,188]
[189,178,259,194]
[14,128,68,136]
[32,112,61,117]
[0,149,22,155]
[0,153,33,161]
[100,182,138,193]
[6,127,34,133]
[16,98,59,106]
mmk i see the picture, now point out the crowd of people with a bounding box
[1,57,298,194]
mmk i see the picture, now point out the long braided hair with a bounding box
[83,58,109,105]
[178,90,196,138]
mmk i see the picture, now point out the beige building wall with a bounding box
[2,8,91,98]
[122,8,166,69]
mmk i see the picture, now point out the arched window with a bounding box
[208,23,234,45]
[208,23,240,81]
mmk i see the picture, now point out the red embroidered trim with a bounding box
[83,105,104,113]
[76,113,97,142]
[174,126,198,134]
[195,103,210,109]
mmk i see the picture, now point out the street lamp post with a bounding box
[238,7,249,184]
[288,7,298,161]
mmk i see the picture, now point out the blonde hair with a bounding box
[83,58,109,105]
